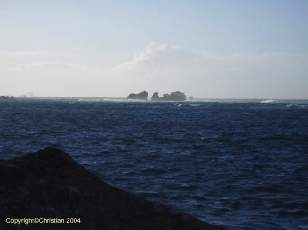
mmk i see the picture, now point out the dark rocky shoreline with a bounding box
[0,147,225,230]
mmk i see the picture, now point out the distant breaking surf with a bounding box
[260,99,276,104]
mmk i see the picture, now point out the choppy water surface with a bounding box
[1,98,308,229]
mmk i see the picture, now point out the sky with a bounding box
[1,0,308,98]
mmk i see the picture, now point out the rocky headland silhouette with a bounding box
[0,147,224,230]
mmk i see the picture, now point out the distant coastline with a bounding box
[2,96,308,105]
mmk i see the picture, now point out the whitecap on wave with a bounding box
[260,99,276,104]
[286,104,307,109]
[189,104,201,107]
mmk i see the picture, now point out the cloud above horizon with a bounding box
[113,42,308,98]
[1,42,308,98]
[1,1,308,98]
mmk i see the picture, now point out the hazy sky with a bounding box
[1,0,308,98]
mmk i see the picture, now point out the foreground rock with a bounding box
[127,91,148,100]
[0,148,225,230]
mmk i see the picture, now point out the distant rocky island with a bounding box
[127,91,187,101]
[0,96,14,100]
[127,91,149,100]
[151,91,187,101]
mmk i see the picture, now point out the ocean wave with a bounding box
[286,104,308,109]
[260,99,276,104]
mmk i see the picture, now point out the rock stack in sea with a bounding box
[0,96,14,100]
[127,91,149,100]
[151,91,187,101]
[126,91,187,101]
[0,147,225,230]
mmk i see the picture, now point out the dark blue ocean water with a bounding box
[0,98,308,229]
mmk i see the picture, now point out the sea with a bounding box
[0,97,307,229]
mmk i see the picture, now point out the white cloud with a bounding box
[113,42,308,99]
[0,50,73,71]
[1,44,307,98]
[0,50,46,57]
[114,42,201,72]
[0,50,108,97]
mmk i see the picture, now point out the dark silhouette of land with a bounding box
[0,147,224,230]
[151,91,187,101]
[127,91,149,100]
[0,96,14,100]
[127,91,187,101]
